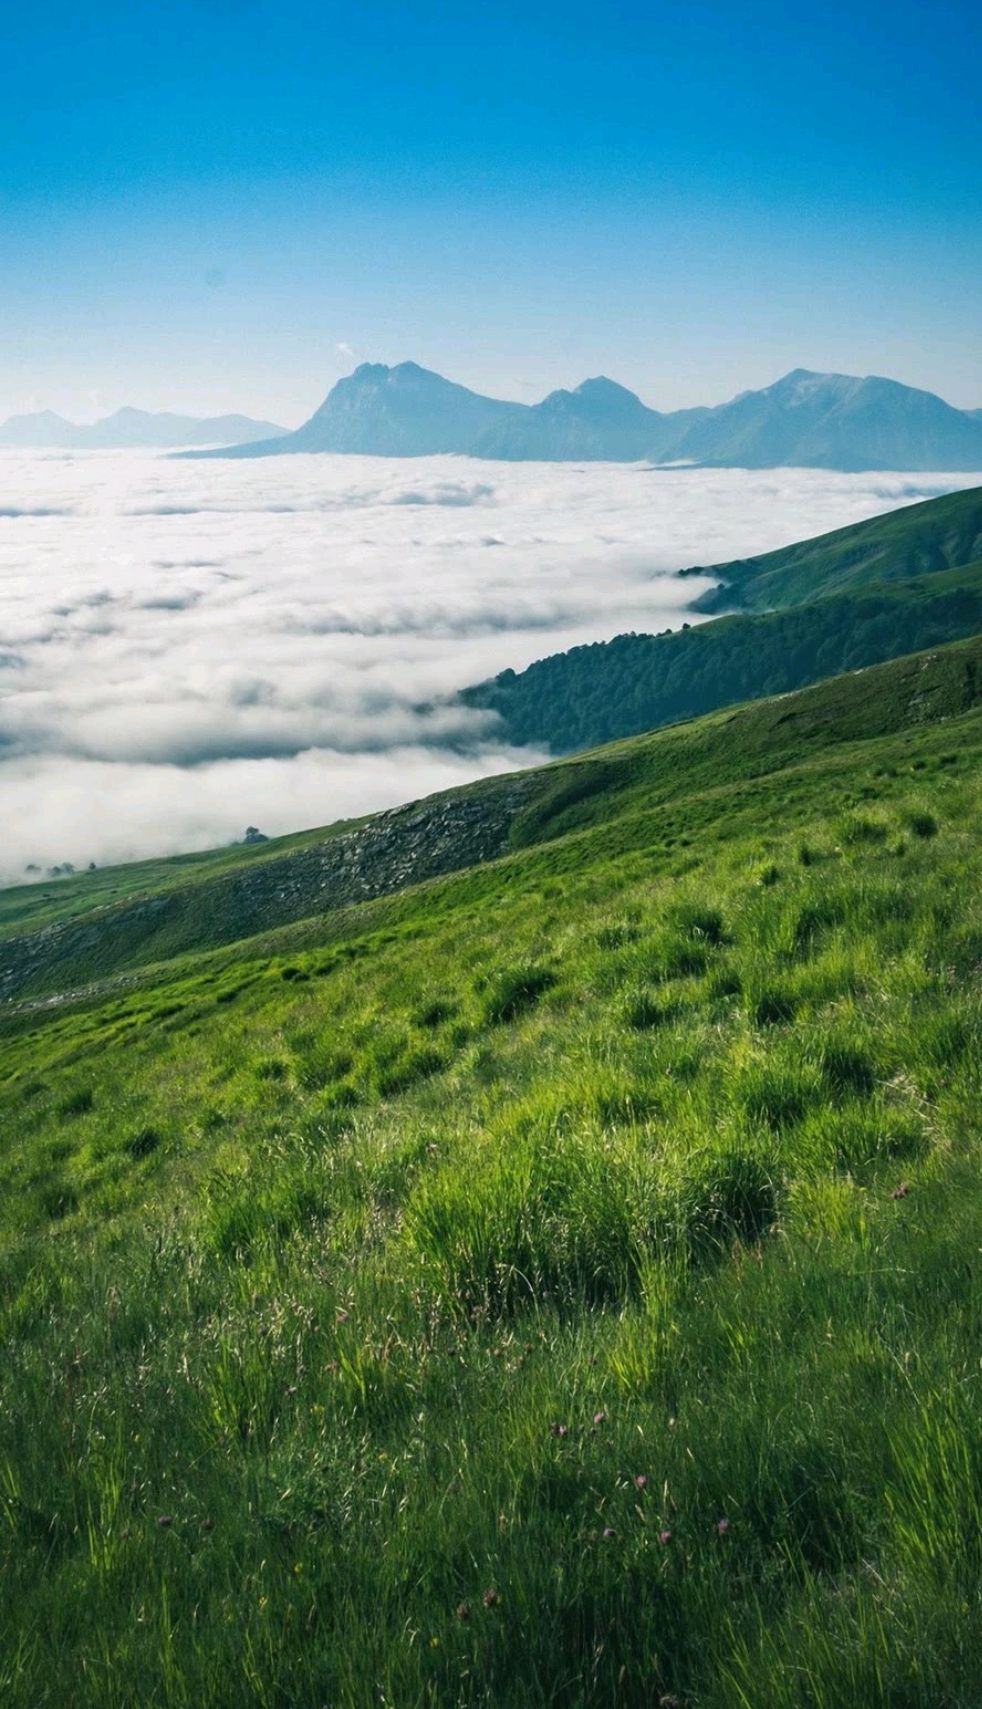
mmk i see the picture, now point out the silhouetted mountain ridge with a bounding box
[0,407,285,449]
[196,361,982,470]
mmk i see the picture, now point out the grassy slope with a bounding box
[0,813,371,944]
[685,482,982,614]
[4,633,982,1002]
[1,646,981,1706]
[460,486,982,757]
[463,559,982,752]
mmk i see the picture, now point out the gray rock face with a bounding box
[0,774,540,1007]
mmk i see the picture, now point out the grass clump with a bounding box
[254,1056,289,1081]
[125,1126,163,1159]
[673,1143,777,1257]
[57,1086,94,1119]
[908,809,939,838]
[482,961,556,1024]
[0,648,980,1706]
[670,900,729,945]
[624,990,679,1030]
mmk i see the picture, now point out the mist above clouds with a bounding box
[0,450,972,883]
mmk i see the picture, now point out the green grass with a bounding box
[7,631,980,1008]
[686,482,982,613]
[463,554,982,756]
[0,810,373,944]
[462,486,982,756]
[1,644,982,1705]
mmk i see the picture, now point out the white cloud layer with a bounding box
[0,450,974,884]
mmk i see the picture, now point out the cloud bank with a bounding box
[0,449,974,883]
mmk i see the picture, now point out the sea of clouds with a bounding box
[0,449,973,884]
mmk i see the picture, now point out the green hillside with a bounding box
[5,634,982,1004]
[463,559,982,753]
[460,487,982,757]
[685,483,982,614]
[2,641,982,1706]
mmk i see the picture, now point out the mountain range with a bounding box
[194,361,982,471]
[0,406,285,450]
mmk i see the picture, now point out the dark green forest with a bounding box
[463,560,982,753]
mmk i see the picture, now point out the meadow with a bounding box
[1,640,981,1705]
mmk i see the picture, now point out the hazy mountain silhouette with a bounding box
[281,361,523,455]
[195,361,982,470]
[472,376,708,461]
[0,407,285,449]
[668,370,982,471]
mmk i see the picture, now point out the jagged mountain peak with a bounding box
[190,361,982,471]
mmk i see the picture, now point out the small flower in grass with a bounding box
[156,1514,172,1528]
[658,1529,672,1546]
[549,1421,569,1438]
[890,1182,911,1200]
[633,1473,648,1490]
[455,1602,471,1622]
[715,1517,729,1535]
[593,1410,607,1427]
[602,1526,616,1539]
[200,1517,215,1534]
[482,1587,500,1609]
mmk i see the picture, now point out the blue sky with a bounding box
[2,0,980,423]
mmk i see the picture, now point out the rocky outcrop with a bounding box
[0,773,540,1005]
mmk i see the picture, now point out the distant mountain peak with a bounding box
[102,406,153,422]
[0,406,287,450]
[573,375,647,406]
[766,369,857,400]
[184,361,982,472]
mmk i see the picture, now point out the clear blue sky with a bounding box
[2,0,980,423]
